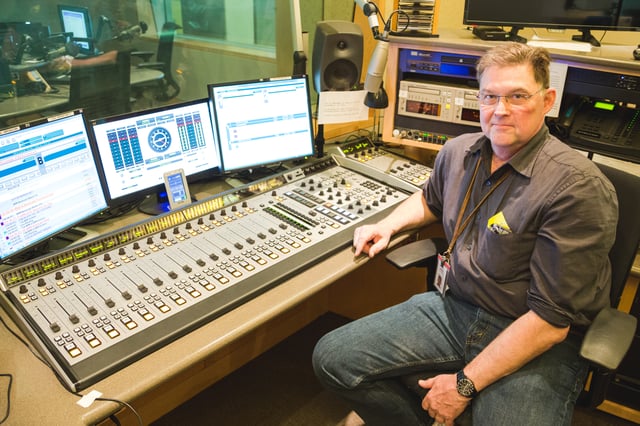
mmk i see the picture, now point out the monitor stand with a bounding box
[138,191,171,216]
[472,26,527,43]
[572,29,601,47]
[232,165,287,185]
[138,191,198,216]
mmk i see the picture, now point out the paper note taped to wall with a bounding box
[317,90,369,124]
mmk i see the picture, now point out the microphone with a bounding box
[114,22,148,42]
[364,37,388,93]
[46,42,80,60]
[354,0,380,38]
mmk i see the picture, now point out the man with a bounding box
[312,42,618,426]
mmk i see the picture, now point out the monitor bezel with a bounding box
[207,74,316,176]
[0,110,108,263]
[88,98,222,211]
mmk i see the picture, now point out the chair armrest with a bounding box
[385,238,447,269]
[136,61,164,70]
[580,307,637,370]
[131,51,155,62]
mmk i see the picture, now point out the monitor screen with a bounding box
[0,111,107,262]
[90,98,221,211]
[463,0,640,31]
[58,5,93,53]
[208,75,315,174]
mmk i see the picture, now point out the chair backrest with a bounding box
[597,163,640,308]
[69,50,131,121]
[155,22,180,70]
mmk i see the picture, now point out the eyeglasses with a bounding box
[476,87,546,107]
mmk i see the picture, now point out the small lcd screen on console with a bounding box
[208,75,315,173]
[0,112,107,261]
[90,98,221,205]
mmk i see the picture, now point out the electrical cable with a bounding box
[0,314,144,425]
[0,374,12,424]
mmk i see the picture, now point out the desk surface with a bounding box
[0,67,164,123]
[0,171,424,425]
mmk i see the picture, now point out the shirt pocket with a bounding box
[475,228,536,283]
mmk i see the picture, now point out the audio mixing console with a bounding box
[330,138,432,192]
[0,157,410,391]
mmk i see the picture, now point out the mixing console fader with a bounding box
[0,157,410,391]
[330,138,432,192]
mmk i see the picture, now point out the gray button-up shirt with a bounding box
[424,126,618,327]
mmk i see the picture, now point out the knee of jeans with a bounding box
[312,332,353,389]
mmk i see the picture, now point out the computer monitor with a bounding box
[58,5,94,54]
[208,75,315,175]
[89,98,222,215]
[0,111,107,263]
[464,0,640,46]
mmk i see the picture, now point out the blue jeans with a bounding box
[312,292,588,426]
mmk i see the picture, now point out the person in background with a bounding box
[312,42,618,426]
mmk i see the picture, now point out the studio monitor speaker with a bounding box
[312,21,363,93]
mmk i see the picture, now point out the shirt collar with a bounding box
[465,126,549,178]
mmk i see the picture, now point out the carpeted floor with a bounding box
[152,313,637,426]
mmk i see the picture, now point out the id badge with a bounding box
[434,253,450,296]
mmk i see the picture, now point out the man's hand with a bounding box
[352,223,393,258]
[419,374,470,426]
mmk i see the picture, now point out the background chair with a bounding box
[131,22,181,102]
[68,50,131,121]
[385,162,640,424]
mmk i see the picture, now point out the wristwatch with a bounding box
[456,370,478,398]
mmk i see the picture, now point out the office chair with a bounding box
[68,50,131,121]
[385,163,640,424]
[131,22,181,102]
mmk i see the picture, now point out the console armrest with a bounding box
[385,238,447,269]
[580,307,637,370]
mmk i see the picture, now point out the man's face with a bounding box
[478,63,556,157]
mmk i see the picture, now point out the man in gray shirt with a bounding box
[313,42,618,426]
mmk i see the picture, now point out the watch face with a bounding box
[457,378,475,397]
[456,371,477,398]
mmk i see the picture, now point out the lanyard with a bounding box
[444,155,512,258]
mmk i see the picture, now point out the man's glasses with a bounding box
[477,87,546,107]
